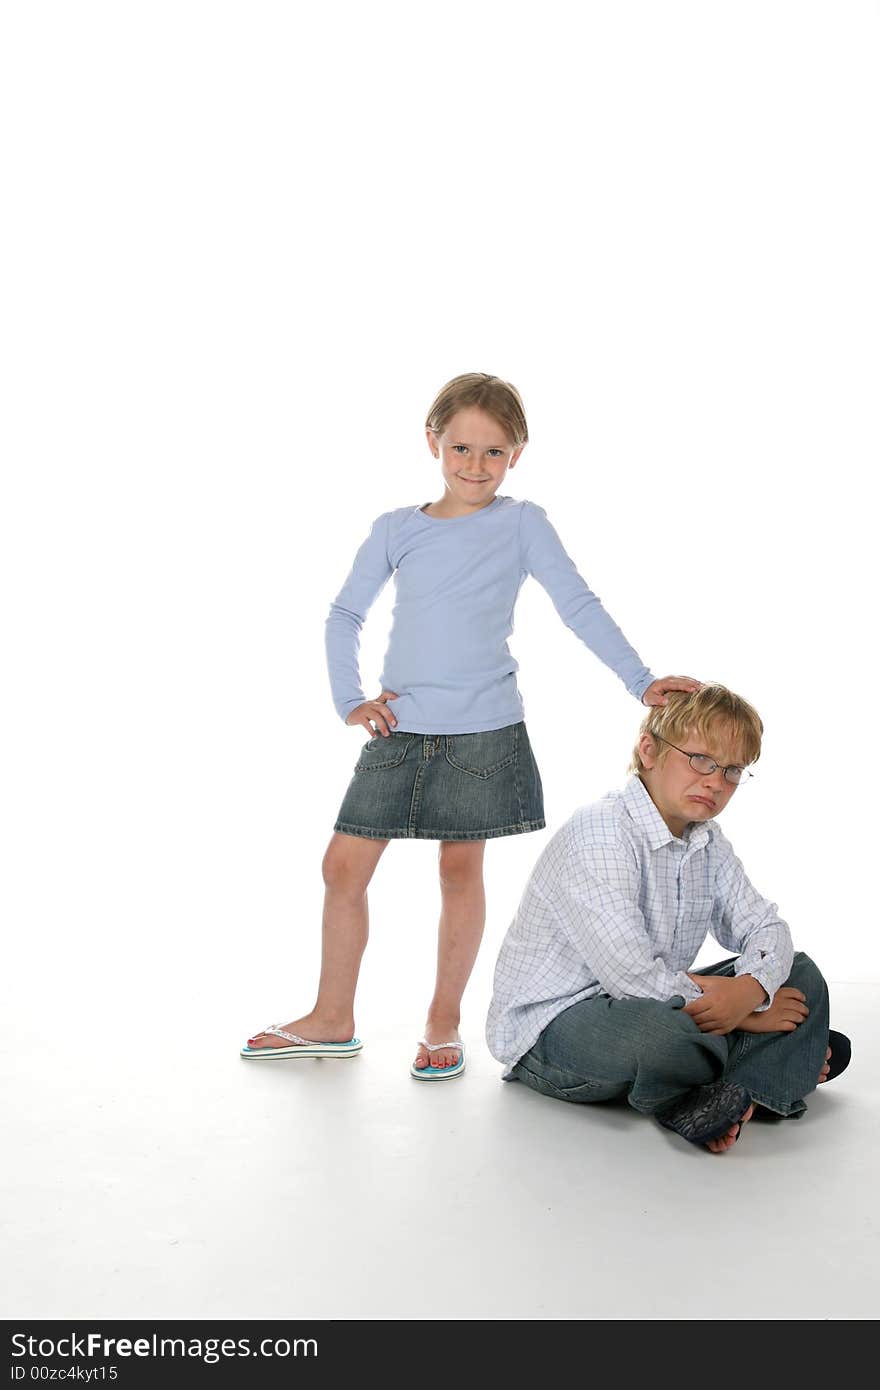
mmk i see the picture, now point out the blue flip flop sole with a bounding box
[410,1043,466,1081]
[410,1058,466,1080]
[240,1038,363,1059]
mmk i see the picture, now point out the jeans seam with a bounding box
[443,730,516,779]
[514,1060,572,1099]
[333,820,546,840]
[354,732,414,772]
[742,1090,806,1117]
[514,722,525,825]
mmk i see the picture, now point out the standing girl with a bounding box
[242,373,699,1078]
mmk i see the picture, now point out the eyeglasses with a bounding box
[651,733,753,786]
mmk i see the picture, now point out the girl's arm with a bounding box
[325,512,394,721]
[520,502,656,700]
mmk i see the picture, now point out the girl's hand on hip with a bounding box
[345,691,400,737]
[641,675,703,706]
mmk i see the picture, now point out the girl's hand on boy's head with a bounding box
[641,675,703,707]
[345,691,400,737]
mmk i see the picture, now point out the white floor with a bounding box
[3,979,875,1321]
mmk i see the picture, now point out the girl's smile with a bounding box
[424,406,524,518]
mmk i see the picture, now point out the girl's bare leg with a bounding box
[247,832,389,1048]
[413,840,486,1071]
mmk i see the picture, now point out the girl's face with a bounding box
[426,407,524,515]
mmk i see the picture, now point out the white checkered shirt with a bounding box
[486,776,794,1070]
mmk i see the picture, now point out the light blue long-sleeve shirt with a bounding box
[325,495,656,735]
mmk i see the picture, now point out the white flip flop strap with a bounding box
[263,1026,316,1045]
[418,1039,462,1052]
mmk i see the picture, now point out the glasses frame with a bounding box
[650,732,753,786]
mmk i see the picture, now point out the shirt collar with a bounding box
[623,775,712,854]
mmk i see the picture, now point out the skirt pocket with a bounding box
[444,725,517,779]
[354,732,414,773]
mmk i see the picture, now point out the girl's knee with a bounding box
[321,848,355,892]
[321,837,384,893]
[437,840,485,890]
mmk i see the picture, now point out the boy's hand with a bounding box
[345,690,400,737]
[737,986,809,1034]
[683,974,766,1034]
[641,675,702,706]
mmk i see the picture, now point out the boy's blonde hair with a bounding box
[629,684,763,774]
[425,373,529,447]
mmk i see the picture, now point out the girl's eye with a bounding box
[452,445,468,454]
[487,449,503,457]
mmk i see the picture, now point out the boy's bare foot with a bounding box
[817,1030,851,1084]
[738,986,808,1033]
[413,1015,462,1071]
[246,1012,356,1050]
[705,1102,755,1154]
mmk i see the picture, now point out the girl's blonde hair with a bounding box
[425,373,529,446]
[629,684,763,775]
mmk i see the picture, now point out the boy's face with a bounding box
[426,407,524,514]
[638,725,746,838]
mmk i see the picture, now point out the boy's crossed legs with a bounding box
[510,952,834,1152]
[245,832,487,1073]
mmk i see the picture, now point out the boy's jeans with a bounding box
[510,952,829,1118]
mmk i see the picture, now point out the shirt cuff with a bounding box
[673,971,704,1003]
[735,966,772,1012]
[635,672,658,703]
[337,696,365,722]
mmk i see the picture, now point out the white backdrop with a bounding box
[3,2,878,1059]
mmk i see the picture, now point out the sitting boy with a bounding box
[486,685,850,1153]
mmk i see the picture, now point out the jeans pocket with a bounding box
[514,1057,609,1103]
[355,732,414,773]
[556,1079,609,1101]
[444,725,516,779]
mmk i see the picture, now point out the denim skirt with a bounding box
[334,721,545,841]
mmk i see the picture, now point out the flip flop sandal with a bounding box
[823,1030,852,1082]
[655,1080,752,1146]
[410,1039,466,1081]
[240,1026,363,1059]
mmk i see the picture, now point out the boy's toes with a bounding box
[706,1102,754,1153]
[706,1128,735,1153]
